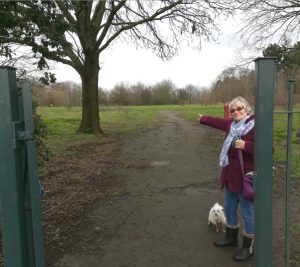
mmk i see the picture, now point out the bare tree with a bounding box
[110,82,131,105]
[61,81,82,108]
[177,88,190,104]
[209,66,255,103]
[236,1,300,49]
[152,79,176,105]
[139,86,152,105]
[0,1,236,133]
[184,84,200,104]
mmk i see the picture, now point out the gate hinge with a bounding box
[17,130,34,141]
[12,121,34,149]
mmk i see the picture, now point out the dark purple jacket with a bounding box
[200,115,254,193]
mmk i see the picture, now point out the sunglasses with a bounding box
[230,106,244,113]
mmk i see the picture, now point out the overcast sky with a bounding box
[52,15,254,90]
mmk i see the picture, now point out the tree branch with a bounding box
[91,0,107,30]
[97,0,183,53]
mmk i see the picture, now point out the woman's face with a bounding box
[230,101,248,122]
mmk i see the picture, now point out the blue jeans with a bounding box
[224,189,254,235]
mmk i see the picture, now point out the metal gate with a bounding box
[0,67,45,267]
[254,58,299,267]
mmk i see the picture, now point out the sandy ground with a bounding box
[53,111,255,267]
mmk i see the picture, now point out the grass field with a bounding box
[38,104,300,178]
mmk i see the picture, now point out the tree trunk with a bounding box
[77,52,102,134]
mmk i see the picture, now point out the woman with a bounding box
[198,96,254,262]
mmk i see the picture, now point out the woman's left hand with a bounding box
[235,139,245,150]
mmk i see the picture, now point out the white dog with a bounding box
[208,202,227,232]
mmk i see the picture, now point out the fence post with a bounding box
[254,57,275,267]
[285,79,295,267]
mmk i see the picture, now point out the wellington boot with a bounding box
[214,227,238,247]
[233,235,254,262]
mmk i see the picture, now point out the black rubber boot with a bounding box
[233,235,254,262]
[214,227,238,247]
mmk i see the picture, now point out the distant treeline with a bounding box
[32,67,300,107]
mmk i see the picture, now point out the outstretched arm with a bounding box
[198,114,229,132]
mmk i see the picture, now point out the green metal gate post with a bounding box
[0,67,45,267]
[285,79,295,267]
[254,57,275,267]
[0,66,28,266]
[21,80,45,266]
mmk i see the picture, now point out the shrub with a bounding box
[33,101,51,165]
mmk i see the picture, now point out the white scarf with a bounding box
[219,116,254,167]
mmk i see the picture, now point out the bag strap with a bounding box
[237,118,254,178]
[238,149,245,177]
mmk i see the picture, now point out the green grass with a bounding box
[38,107,94,154]
[99,106,162,134]
[38,104,300,177]
[273,111,300,177]
[37,106,161,154]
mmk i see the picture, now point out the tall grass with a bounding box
[38,105,300,177]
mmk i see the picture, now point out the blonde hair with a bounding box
[229,96,252,114]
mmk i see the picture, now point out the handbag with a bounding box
[238,149,254,201]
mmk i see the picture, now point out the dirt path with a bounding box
[54,111,259,266]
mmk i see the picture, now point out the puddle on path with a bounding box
[149,160,170,166]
